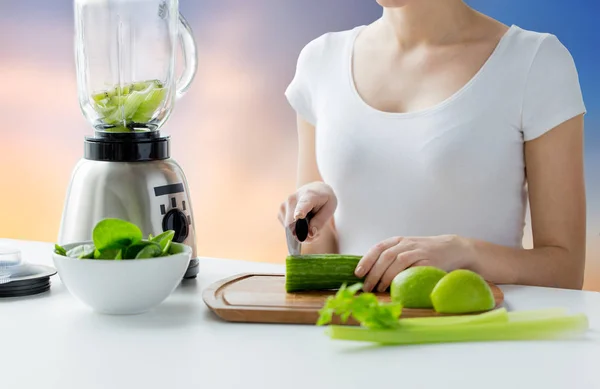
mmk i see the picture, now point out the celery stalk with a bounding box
[325,314,588,344]
[398,308,508,327]
[508,308,568,321]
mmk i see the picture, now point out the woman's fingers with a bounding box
[293,195,314,221]
[355,237,402,279]
[279,182,337,243]
[293,188,328,219]
[302,194,336,241]
[293,188,336,241]
[362,243,407,292]
[376,251,425,292]
[359,238,422,292]
[283,194,298,227]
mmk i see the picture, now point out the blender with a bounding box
[58,0,200,278]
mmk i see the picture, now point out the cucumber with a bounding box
[285,254,364,292]
[90,79,166,126]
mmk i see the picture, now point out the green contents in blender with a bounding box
[91,80,167,131]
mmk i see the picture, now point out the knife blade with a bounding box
[285,224,301,255]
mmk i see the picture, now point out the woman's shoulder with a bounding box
[285,26,364,124]
[295,26,364,65]
[508,25,575,61]
[507,26,585,141]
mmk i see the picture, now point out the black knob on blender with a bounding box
[162,209,189,243]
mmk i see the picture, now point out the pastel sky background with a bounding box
[0,0,598,290]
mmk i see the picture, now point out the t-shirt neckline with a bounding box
[346,24,519,119]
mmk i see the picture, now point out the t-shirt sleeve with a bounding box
[521,34,586,141]
[284,38,322,126]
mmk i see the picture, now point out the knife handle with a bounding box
[295,212,313,242]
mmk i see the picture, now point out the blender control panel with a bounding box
[154,183,192,243]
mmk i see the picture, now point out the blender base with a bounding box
[183,259,199,279]
[58,132,199,278]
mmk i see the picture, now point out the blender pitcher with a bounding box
[74,0,198,132]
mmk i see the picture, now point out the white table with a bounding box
[1,239,599,389]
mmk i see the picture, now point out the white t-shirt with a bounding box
[285,24,586,255]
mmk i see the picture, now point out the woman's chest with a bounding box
[314,105,525,192]
[351,40,502,114]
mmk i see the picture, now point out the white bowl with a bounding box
[52,241,192,315]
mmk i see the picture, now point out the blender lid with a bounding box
[0,245,22,284]
[0,245,56,297]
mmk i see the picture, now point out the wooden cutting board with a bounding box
[202,273,505,325]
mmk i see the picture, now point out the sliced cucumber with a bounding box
[131,87,167,123]
[90,79,165,126]
[285,254,363,292]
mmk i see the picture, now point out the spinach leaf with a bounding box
[55,218,177,260]
[150,230,175,255]
[124,240,155,259]
[92,218,143,250]
[54,244,67,256]
[135,243,162,259]
[94,248,123,260]
[66,244,95,259]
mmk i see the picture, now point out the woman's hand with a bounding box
[278,182,337,243]
[355,235,475,293]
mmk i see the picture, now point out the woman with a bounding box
[278,0,587,292]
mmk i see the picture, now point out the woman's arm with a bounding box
[294,115,339,254]
[356,115,587,292]
[468,114,586,289]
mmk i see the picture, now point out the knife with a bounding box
[285,213,313,256]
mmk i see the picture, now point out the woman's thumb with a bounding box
[304,198,335,235]
[293,195,314,220]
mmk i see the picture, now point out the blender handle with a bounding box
[175,13,198,99]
